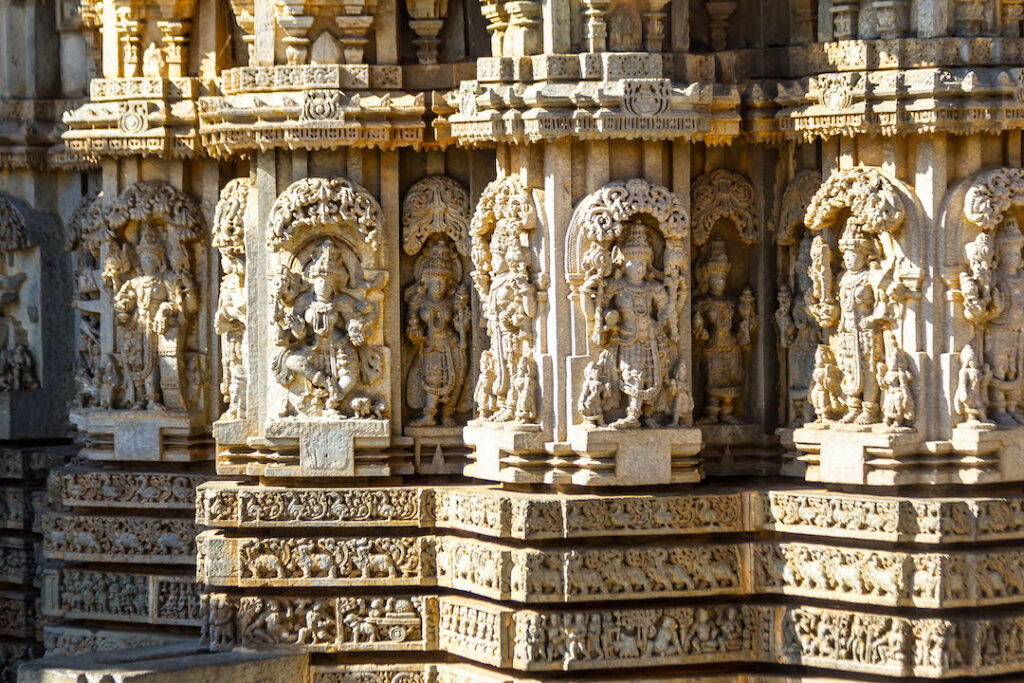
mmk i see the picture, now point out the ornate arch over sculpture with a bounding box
[401,175,472,428]
[566,178,689,429]
[469,174,540,424]
[267,177,389,419]
[802,167,915,430]
[71,181,204,413]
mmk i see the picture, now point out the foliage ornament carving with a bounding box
[69,182,203,412]
[803,167,915,428]
[268,177,389,418]
[402,176,472,427]
[691,169,757,248]
[955,168,1024,428]
[567,179,689,428]
[469,174,540,423]
[691,170,758,424]
[0,195,38,393]
[213,178,250,421]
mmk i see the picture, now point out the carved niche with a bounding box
[401,175,472,428]
[690,169,758,425]
[69,182,204,414]
[952,168,1024,430]
[213,178,251,422]
[803,167,916,431]
[469,174,541,425]
[776,170,823,427]
[267,177,389,420]
[0,195,39,393]
[566,179,690,429]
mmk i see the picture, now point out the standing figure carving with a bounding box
[0,195,38,392]
[690,169,759,425]
[567,179,689,428]
[213,179,250,421]
[692,236,755,424]
[114,225,198,410]
[69,182,204,413]
[470,175,540,423]
[402,176,472,427]
[804,167,915,430]
[776,171,823,426]
[268,177,389,419]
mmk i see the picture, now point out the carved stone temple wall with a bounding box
[9,0,1024,681]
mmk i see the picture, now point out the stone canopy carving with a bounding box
[213,179,250,422]
[691,169,758,425]
[469,174,540,424]
[402,175,472,428]
[567,179,689,429]
[804,167,915,430]
[268,177,389,419]
[69,182,204,413]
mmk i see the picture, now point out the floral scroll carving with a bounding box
[69,182,204,412]
[0,195,38,393]
[213,178,250,421]
[567,179,690,428]
[402,176,472,428]
[268,177,389,419]
[804,167,915,429]
[691,169,758,424]
[469,174,541,424]
[955,168,1024,429]
[776,171,823,427]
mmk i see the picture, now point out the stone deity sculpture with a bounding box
[404,238,470,426]
[693,236,756,424]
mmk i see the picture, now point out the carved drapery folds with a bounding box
[567,179,689,429]
[70,182,204,413]
[213,179,250,422]
[804,167,915,430]
[401,176,472,428]
[691,169,758,425]
[776,171,822,427]
[954,168,1024,430]
[268,177,389,419]
[0,196,39,393]
[469,174,540,424]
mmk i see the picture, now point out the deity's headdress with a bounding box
[704,235,731,276]
[996,219,1024,250]
[307,240,343,280]
[618,222,653,263]
[419,238,457,282]
[838,227,875,256]
[136,225,165,264]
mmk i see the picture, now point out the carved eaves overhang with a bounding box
[441,52,741,147]
[62,77,199,160]
[762,38,1024,141]
[197,65,426,156]
[0,99,90,170]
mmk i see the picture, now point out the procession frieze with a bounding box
[42,568,200,626]
[43,513,196,563]
[43,625,191,656]
[53,469,209,509]
[0,593,35,639]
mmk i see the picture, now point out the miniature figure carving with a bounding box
[404,237,470,426]
[954,344,993,427]
[693,236,756,424]
[776,235,821,425]
[881,338,915,430]
[470,175,540,423]
[578,351,612,426]
[809,344,843,423]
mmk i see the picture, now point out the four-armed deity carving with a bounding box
[268,177,389,420]
[470,174,540,424]
[402,176,472,428]
[69,182,204,413]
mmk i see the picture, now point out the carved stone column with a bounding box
[157,20,190,78]
[830,1,860,40]
[405,0,447,64]
[705,0,736,50]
